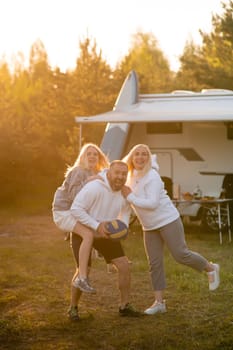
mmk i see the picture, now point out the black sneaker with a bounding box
[68,306,80,321]
[119,303,142,317]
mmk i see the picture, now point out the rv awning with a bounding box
[75,95,233,123]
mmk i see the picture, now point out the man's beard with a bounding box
[111,180,125,191]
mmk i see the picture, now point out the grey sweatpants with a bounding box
[143,217,208,290]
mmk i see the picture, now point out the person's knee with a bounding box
[112,256,130,274]
[73,222,94,239]
[172,250,189,264]
[73,229,94,244]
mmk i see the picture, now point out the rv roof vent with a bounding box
[201,89,233,94]
[171,90,195,95]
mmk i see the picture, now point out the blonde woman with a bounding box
[122,144,220,315]
[52,143,109,309]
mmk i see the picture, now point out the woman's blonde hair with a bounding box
[122,144,152,176]
[65,143,109,176]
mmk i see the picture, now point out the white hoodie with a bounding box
[71,172,131,231]
[126,169,179,231]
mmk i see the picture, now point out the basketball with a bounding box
[106,219,128,240]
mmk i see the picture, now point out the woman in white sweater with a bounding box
[122,144,220,315]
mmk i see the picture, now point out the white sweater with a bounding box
[71,172,131,231]
[127,169,179,231]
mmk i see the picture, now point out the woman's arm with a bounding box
[126,178,162,209]
[67,172,86,201]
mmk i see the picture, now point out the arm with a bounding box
[68,168,105,200]
[70,183,100,231]
[71,182,112,239]
[126,178,162,209]
[65,168,87,202]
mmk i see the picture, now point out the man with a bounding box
[69,160,141,320]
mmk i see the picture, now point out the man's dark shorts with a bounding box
[71,232,125,266]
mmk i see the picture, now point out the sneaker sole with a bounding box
[72,281,97,294]
[75,284,96,294]
[79,288,96,294]
[144,308,167,315]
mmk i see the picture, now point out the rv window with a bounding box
[146,122,182,134]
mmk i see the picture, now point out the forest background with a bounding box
[1,0,233,212]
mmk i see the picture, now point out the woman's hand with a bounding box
[121,185,132,198]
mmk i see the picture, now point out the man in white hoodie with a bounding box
[70,160,141,319]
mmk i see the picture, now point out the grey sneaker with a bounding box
[67,306,80,321]
[72,277,96,294]
[144,301,166,315]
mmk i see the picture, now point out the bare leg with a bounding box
[72,222,94,278]
[111,256,131,308]
[70,268,82,307]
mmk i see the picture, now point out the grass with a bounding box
[0,211,233,350]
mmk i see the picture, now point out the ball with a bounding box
[106,219,128,240]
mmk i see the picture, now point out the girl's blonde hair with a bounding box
[65,143,109,176]
[123,144,152,176]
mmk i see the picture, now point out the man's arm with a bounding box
[70,183,100,231]
[71,183,111,239]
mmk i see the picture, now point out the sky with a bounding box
[0,0,225,72]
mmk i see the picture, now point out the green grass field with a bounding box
[0,212,233,350]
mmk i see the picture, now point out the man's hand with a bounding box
[121,185,132,198]
[96,222,110,239]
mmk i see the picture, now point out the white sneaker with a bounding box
[208,263,220,291]
[144,301,166,315]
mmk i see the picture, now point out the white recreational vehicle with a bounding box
[75,71,233,232]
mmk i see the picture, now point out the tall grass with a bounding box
[0,213,233,350]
